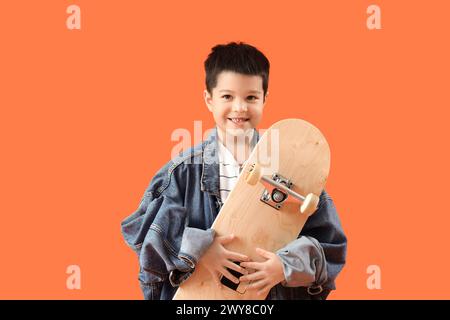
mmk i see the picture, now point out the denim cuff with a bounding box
[178,227,216,268]
[169,269,194,287]
[276,236,328,290]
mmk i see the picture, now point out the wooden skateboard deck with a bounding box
[173,118,330,300]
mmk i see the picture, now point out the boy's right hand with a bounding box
[198,234,249,287]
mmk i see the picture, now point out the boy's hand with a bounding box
[239,248,286,296]
[198,234,249,288]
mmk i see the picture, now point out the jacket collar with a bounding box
[201,127,259,196]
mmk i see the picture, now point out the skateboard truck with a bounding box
[246,163,320,216]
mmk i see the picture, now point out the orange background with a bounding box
[0,0,449,299]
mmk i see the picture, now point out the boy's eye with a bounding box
[247,96,258,101]
[222,95,232,100]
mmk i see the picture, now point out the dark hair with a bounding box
[204,42,270,98]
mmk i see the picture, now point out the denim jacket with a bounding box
[121,127,347,300]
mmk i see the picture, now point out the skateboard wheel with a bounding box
[300,193,320,216]
[245,163,262,186]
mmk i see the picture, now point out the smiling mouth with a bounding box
[228,118,250,124]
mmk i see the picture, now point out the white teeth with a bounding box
[229,118,248,123]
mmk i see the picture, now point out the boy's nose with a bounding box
[232,101,248,112]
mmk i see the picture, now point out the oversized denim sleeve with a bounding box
[178,227,216,268]
[276,236,327,288]
[301,190,347,291]
[121,161,198,290]
[276,190,347,293]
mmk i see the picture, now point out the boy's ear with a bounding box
[264,91,269,104]
[204,89,213,112]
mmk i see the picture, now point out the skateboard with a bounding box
[173,118,330,300]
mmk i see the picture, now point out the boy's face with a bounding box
[204,71,268,137]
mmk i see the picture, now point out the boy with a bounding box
[121,42,347,300]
